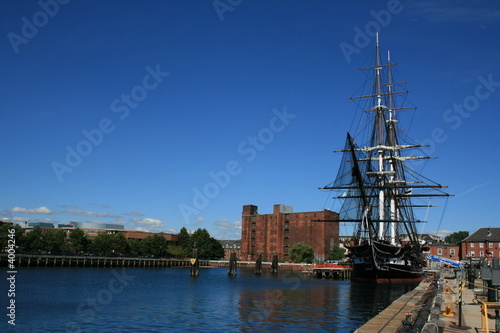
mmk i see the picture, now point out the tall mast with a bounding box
[386,49,397,245]
[374,33,386,241]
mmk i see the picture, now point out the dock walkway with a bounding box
[354,272,493,333]
[354,281,430,333]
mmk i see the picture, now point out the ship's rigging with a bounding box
[319,35,452,283]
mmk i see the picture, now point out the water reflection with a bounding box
[236,269,416,332]
[8,266,416,332]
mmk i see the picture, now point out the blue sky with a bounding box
[1,0,499,240]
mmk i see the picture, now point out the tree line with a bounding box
[0,224,225,260]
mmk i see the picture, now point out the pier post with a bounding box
[190,248,199,277]
[255,253,262,275]
[271,254,278,274]
[228,252,237,276]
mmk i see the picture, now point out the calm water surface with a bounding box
[1,267,416,332]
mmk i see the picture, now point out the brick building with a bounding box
[241,204,339,263]
[461,227,500,266]
[423,244,461,268]
[219,240,241,260]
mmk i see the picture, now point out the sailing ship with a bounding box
[320,36,452,283]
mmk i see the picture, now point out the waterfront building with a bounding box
[219,240,241,260]
[241,204,339,263]
[423,244,461,269]
[461,227,500,265]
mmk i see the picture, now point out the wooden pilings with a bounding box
[228,252,237,276]
[255,254,262,275]
[1,254,201,268]
[312,267,351,280]
[271,254,278,274]
[190,248,199,277]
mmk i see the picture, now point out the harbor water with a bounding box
[1,266,416,332]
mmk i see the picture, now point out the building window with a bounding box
[284,238,289,246]
[251,222,256,229]
[284,221,289,229]
[437,248,443,255]
[480,251,484,257]
[470,243,474,248]
[470,251,475,257]
[480,243,484,248]
[284,246,289,254]
[489,242,493,248]
[466,251,470,257]
[450,249,455,256]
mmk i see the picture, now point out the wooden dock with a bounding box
[0,254,208,268]
[311,264,352,280]
[353,281,431,332]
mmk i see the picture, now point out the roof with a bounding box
[463,228,500,242]
[219,240,241,248]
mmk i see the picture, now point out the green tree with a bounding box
[22,226,46,254]
[205,237,224,259]
[68,228,89,254]
[113,233,130,255]
[182,228,225,260]
[0,224,24,253]
[168,245,184,258]
[289,242,314,263]
[177,227,191,257]
[328,245,346,261]
[142,234,168,257]
[44,229,68,254]
[445,231,469,244]
[128,238,143,257]
[90,233,114,256]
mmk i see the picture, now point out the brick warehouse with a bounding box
[241,204,339,263]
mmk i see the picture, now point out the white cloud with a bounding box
[12,206,56,214]
[12,217,30,222]
[428,230,453,238]
[124,211,145,217]
[0,210,12,217]
[196,217,205,222]
[131,218,164,229]
[40,218,60,223]
[410,1,500,25]
[109,218,126,225]
[65,210,119,218]
[214,219,242,240]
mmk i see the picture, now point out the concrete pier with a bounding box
[354,280,431,333]
[354,269,496,333]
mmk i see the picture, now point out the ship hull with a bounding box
[347,241,424,284]
[350,262,424,284]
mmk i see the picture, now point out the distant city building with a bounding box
[21,221,177,244]
[28,222,55,228]
[57,221,125,238]
[241,204,339,263]
[219,240,241,260]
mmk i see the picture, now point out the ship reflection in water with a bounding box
[11,267,416,332]
[236,270,416,332]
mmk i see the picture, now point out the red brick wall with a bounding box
[241,204,339,262]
